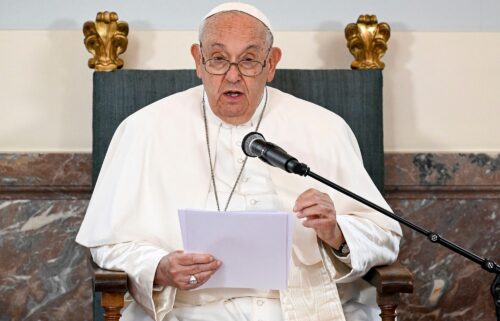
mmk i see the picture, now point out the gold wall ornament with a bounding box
[345,15,390,70]
[83,11,129,71]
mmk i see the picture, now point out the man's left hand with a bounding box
[293,188,345,249]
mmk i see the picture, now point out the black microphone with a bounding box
[241,132,309,175]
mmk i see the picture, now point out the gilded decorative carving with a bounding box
[345,15,390,69]
[83,11,129,71]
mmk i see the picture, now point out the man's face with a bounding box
[191,12,281,125]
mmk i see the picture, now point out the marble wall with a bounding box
[0,154,92,321]
[0,153,498,321]
[385,153,500,321]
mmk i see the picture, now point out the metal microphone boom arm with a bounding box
[242,131,500,320]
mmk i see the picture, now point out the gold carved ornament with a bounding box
[83,11,129,71]
[345,15,390,70]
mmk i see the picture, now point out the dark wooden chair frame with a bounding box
[93,261,413,321]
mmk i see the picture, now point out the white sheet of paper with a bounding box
[178,209,294,289]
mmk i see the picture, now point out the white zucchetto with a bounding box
[202,2,273,34]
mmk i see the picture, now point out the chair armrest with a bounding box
[93,261,128,293]
[92,261,128,321]
[363,261,413,321]
[363,261,414,294]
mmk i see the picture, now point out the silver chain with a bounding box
[202,88,268,212]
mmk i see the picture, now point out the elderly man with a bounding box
[77,3,402,321]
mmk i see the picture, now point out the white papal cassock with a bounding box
[76,85,402,321]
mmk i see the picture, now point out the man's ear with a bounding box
[191,44,203,79]
[266,47,282,82]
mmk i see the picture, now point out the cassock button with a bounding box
[237,158,244,164]
[256,299,265,306]
[250,199,258,205]
[242,177,249,182]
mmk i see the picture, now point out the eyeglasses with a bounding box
[200,45,271,77]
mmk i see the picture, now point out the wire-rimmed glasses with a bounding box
[200,45,271,77]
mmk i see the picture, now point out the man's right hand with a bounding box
[154,251,222,290]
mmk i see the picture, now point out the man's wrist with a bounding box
[329,223,345,250]
[332,241,350,257]
[154,255,170,287]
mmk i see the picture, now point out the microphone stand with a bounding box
[242,131,499,319]
[293,164,500,320]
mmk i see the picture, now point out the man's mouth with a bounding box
[224,90,243,97]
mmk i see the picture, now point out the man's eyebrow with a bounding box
[209,43,225,49]
[207,43,263,52]
[244,44,262,52]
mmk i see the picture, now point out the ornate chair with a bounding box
[84,12,413,321]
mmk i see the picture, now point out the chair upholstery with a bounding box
[93,69,383,191]
[91,69,412,321]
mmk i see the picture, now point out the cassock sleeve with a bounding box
[329,215,401,282]
[90,242,176,321]
[319,119,401,282]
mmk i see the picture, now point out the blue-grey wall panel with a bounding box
[1,0,499,31]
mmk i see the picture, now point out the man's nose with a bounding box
[224,63,241,82]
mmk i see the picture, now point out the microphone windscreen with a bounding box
[242,132,265,157]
